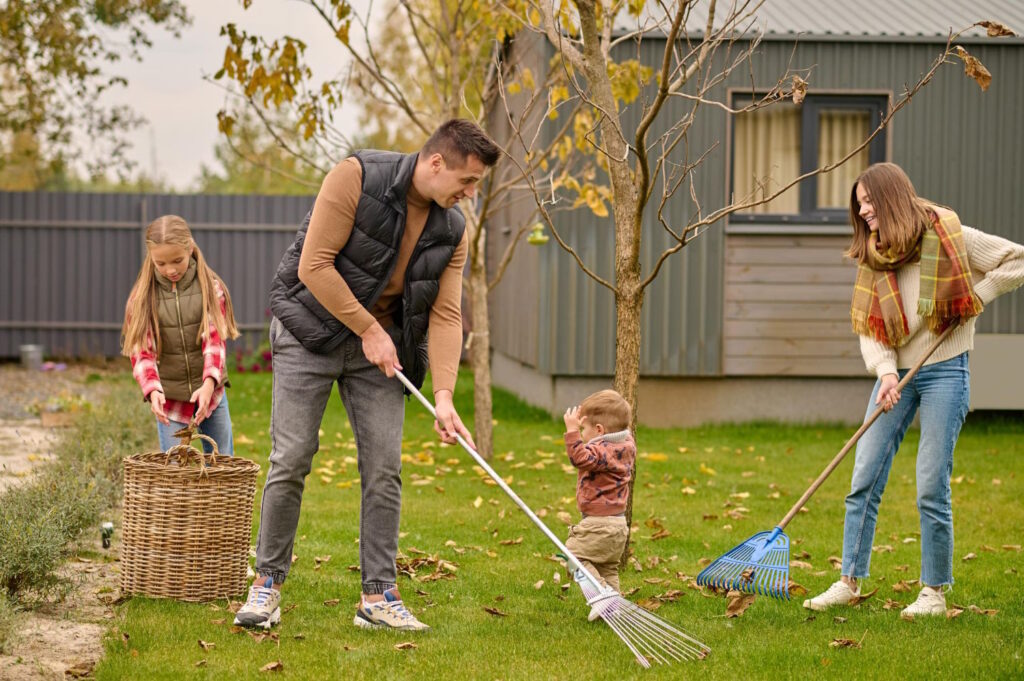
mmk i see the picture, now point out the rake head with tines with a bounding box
[576,570,710,667]
[393,369,710,668]
[696,526,790,598]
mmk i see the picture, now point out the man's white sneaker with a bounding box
[234,581,282,629]
[900,586,946,619]
[802,580,860,611]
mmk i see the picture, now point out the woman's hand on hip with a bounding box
[875,373,901,412]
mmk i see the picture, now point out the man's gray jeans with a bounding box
[255,317,405,595]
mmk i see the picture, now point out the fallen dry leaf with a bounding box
[65,661,95,678]
[892,580,913,593]
[848,587,878,606]
[790,560,813,570]
[395,642,418,650]
[946,607,965,619]
[833,616,847,624]
[829,637,861,649]
[883,599,904,610]
[195,660,207,668]
[725,590,757,618]
[827,556,842,570]
[1002,544,1022,552]
[260,660,284,672]
[198,639,215,651]
[967,605,999,617]
[962,552,977,562]
[533,580,544,589]
[788,579,808,596]
[323,599,340,607]
[483,606,508,617]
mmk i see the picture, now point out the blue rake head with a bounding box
[696,526,791,600]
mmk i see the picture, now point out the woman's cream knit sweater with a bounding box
[860,225,1024,378]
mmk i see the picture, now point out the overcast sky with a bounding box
[107,1,373,191]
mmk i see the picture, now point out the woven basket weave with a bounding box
[121,432,260,602]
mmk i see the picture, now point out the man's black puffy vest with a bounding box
[269,150,465,389]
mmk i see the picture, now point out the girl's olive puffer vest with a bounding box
[155,259,206,402]
[269,150,466,389]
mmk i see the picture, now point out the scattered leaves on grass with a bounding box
[210,618,226,625]
[499,537,523,546]
[871,545,893,553]
[788,579,808,596]
[483,606,507,617]
[962,552,977,562]
[893,564,909,572]
[638,598,663,611]
[697,557,712,567]
[946,606,965,619]
[655,589,685,603]
[965,604,999,617]
[198,640,215,651]
[323,599,340,607]
[883,599,904,610]
[394,642,418,650]
[534,580,544,589]
[260,660,284,672]
[1003,544,1022,552]
[833,616,847,624]
[891,580,913,593]
[314,555,331,570]
[195,660,207,667]
[725,590,756,618]
[829,630,868,649]
[282,604,298,614]
[827,556,842,569]
[848,587,878,606]
[790,560,813,570]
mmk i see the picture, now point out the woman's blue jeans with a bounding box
[156,394,234,456]
[841,352,969,587]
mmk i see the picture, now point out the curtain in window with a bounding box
[817,109,870,208]
[734,103,800,214]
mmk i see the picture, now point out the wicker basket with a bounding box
[121,431,261,602]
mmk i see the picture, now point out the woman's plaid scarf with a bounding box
[851,207,982,347]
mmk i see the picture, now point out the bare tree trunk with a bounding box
[466,221,494,459]
[614,277,643,566]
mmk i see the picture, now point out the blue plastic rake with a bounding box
[698,326,955,601]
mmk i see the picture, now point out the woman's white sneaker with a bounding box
[234,581,282,629]
[802,580,860,611]
[900,586,946,619]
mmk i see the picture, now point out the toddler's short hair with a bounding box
[580,389,631,432]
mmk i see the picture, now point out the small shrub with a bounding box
[0,467,105,601]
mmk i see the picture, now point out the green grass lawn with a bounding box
[95,370,1024,680]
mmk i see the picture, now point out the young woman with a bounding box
[804,162,1024,618]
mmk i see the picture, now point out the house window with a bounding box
[731,94,887,222]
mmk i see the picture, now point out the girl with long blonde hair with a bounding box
[803,162,1024,619]
[122,215,239,453]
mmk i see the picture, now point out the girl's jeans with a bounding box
[841,352,969,587]
[156,394,234,455]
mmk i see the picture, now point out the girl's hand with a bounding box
[563,405,582,432]
[875,373,901,412]
[190,378,217,424]
[149,391,170,425]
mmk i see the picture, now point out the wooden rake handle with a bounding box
[775,323,959,531]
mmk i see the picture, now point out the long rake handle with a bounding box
[775,324,957,530]
[394,369,606,593]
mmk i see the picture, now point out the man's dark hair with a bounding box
[422,119,500,168]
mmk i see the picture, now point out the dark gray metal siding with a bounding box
[0,192,314,358]
[490,34,1024,378]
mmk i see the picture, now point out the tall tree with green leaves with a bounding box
[0,0,191,188]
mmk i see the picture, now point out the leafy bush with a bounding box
[0,467,105,601]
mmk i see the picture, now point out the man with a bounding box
[235,119,501,631]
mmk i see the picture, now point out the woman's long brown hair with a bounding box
[845,162,932,263]
[120,215,239,357]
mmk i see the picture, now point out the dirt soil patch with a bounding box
[0,362,125,680]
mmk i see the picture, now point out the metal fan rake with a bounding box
[395,369,710,667]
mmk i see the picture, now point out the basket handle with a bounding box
[164,421,221,474]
